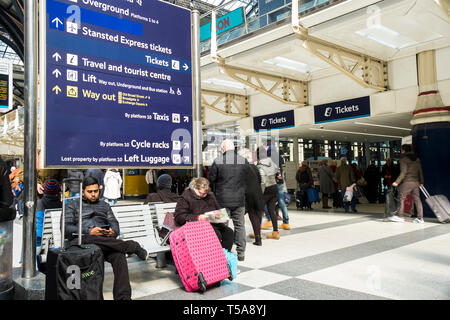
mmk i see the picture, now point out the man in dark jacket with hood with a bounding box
[208,139,248,261]
[64,177,149,300]
[389,145,424,224]
[144,174,180,204]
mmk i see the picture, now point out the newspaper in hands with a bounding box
[204,208,229,224]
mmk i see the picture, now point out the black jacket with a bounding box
[208,150,248,208]
[67,169,84,193]
[144,188,180,204]
[64,198,120,240]
[174,188,221,226]
[0,157,15,222]
[245,164,264,212]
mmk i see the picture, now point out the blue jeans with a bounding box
[264,183,289,224]
[106,198,118,205]
[340,189,357,212]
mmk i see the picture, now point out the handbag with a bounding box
[284,193,291,205]
[223,249,238,280]
[275,169,283,184]
[357,177,367,187]
[344,186,353,202]
[353,185,362,199]
[159,212,179,242]
[307,188,320,203]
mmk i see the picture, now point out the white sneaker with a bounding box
[413,218,424,224]
[388,215,405,222]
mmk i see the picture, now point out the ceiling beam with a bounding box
[201,89,250,125]
[291,0,388,92]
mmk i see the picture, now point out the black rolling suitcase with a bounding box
[45,178,105,300]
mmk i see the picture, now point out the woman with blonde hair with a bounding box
[174,177,234,251]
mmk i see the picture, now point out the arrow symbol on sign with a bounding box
[52,52,61,62]
[52,85,61,95]
[52,17,63,28]
[183,63,189,71]
[52,69,61,78]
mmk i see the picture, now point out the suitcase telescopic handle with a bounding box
[419,186,430,199]
[62,178,84,247]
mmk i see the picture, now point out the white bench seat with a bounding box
[39,204,171,269]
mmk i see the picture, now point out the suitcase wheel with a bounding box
[198,272,207,293]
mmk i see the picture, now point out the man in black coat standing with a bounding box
[208,139,248,261]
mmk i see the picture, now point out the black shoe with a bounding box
[238,255,245,262]
[135,246,149,261]
[352,209,358,213]
[253,236,262,246]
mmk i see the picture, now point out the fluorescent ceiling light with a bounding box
[309,128,404,139]
[264,57,310,73]
[202,78,248,89]
[354,122,411,131]
[355,25,417,49]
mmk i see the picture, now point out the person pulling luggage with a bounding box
[389,144,424,224]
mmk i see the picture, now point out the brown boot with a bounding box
[266,231,280,240]
[261,221,273,230]
[279,223,290,230]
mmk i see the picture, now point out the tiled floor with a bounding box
[107,204,450,300]
[12,202,450,300]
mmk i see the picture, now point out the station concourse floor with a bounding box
[12,201,450,300]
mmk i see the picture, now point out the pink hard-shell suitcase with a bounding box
[169,221,233,292]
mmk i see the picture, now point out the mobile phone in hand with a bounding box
[100,225,110,230]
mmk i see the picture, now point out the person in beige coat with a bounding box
[334,157,357,213]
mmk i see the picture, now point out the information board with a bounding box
[41,0,193,168]
[0,62,12,112]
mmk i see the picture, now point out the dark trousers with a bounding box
[248,207,263,237]
[263,185,279,232]
[73,235,140,300]
[212,223,234,251]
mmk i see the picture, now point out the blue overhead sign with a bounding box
[200,7,244,42]
[42,0,193,168]
[254,110,295,132]
[314,96,371,124]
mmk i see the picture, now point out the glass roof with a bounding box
[0,39,22,65]
[200,0,257,15]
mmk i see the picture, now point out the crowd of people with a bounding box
[0,141,425,299]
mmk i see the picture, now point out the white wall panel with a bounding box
[388,55,417,90]
[436,47,450,82]
[249,92,297,117]
[309,73,375,106]
[438,79,450,106]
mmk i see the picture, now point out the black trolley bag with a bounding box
[45,178,105,300]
